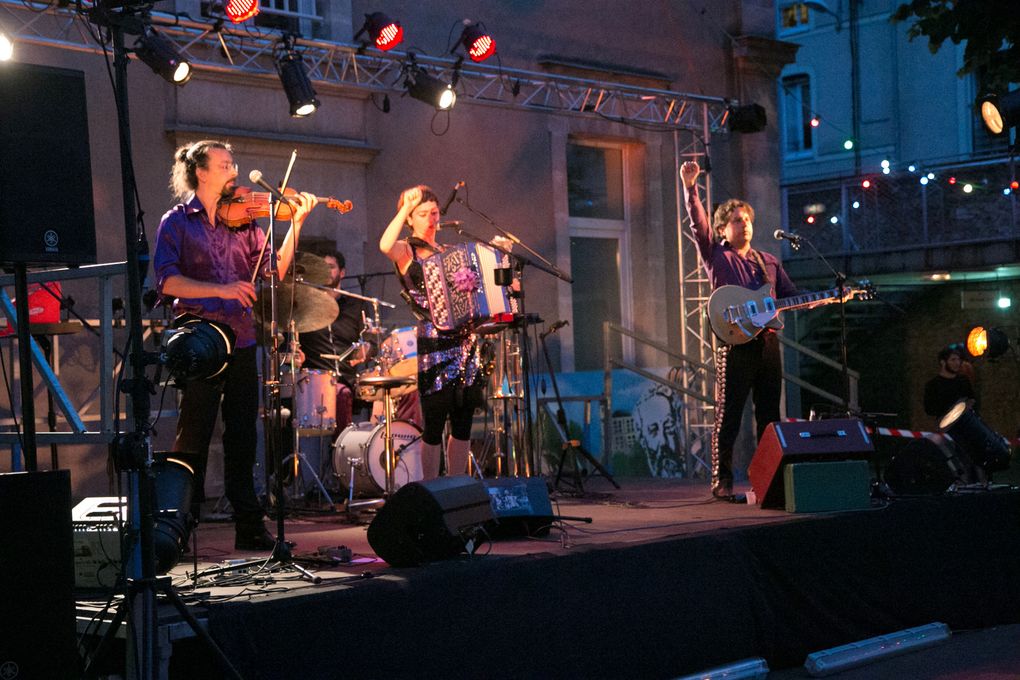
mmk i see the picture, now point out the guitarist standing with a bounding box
[681,160,799,501]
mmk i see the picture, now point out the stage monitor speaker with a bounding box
[367,475,495,567]
[0,62,96,266]
[0,470,77,679]
[483,476,554,537]
[748,419,874,509]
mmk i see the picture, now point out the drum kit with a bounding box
[257,253,426,510]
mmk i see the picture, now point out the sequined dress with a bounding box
[399,244,484,397]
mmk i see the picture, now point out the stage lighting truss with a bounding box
[275,37,319,117]
[0,1,731,132]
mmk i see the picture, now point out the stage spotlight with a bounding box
[978,91,1020,135]
[727,103,767,133]
[456,22,496,62]
[405,65,456,110]
[0,31,13,61]
[939,401,1011,474]
[151,456,195,573]
[965,325,1010,359]
[275,42,319,117]
[355,12,403,51]
[161,314,235,383]
[225,0,260,23]
[134,26,191,85]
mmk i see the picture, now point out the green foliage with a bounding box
[892,0,1020,93]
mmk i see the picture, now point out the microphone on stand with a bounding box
[249,169,296,207]
[440,180,464,216]
[773,229,803,249]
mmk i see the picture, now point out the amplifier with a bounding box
[749,419,874,509]
[72,497,126,589]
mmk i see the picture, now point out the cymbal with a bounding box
[292,252,332,286]
[255,281,338,334]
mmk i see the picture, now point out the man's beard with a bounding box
[219,182,236,201]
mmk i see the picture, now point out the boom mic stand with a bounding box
[81,6,241,678]
[446,205,572,474]
[797,234,853,416]
[248,175,320,583]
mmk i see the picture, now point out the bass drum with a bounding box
[333,420,424,497]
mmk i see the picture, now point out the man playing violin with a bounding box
[154,139,317,550]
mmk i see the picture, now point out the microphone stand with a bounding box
[796,235,853,416]
[250,173,319,583]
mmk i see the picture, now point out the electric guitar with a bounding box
[708,281,875,345]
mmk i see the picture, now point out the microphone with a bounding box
[249,169,295,207]
[438,221,462,231]
[440,181,464,216]
[773,229,802,245]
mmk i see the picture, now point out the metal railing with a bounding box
[597,322,862,474]
[0,263,129,449]
[781,156,1019,257]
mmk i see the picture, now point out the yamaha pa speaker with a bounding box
[748,419,874,509]
[367,476,495,567]
[483,476,555,537]
[0,471,76,679]
[0,62,96,266]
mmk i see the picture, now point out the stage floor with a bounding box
[76,477,1020,679]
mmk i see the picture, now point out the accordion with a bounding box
[422,243,519,333]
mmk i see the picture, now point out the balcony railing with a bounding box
[781,156,1020,258]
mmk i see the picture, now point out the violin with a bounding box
[217,185,354,228]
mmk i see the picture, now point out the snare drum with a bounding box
[283,369,337,431]
[333,420,424,497]
[380,326,417,377]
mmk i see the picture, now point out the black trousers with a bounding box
[174,345,263,528]
[712,331,782,489]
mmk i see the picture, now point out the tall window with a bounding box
[780,3,810,31]
[566,141,629,371]
[781,73,814,157]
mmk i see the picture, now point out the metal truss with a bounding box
[673,126,717,476]
[0,1,733,132]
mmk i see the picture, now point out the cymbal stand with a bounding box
[483,326,526,476]
[281,320,336,508]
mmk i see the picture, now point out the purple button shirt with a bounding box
[153,196,269,348]
[685,186,798,298]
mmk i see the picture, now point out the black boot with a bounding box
[234,521,276,551]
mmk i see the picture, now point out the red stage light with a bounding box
[225,0,259,23]
[376,22,402,50]
[949,176,957,185]
[460,23,496,62]
[810,116,820,127]
[806,215,816,224]
[861,179,871,189]
[1012,180,1019,190]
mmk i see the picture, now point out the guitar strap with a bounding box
[749,249,773,288]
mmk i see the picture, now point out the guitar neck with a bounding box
[776,287,843,312]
